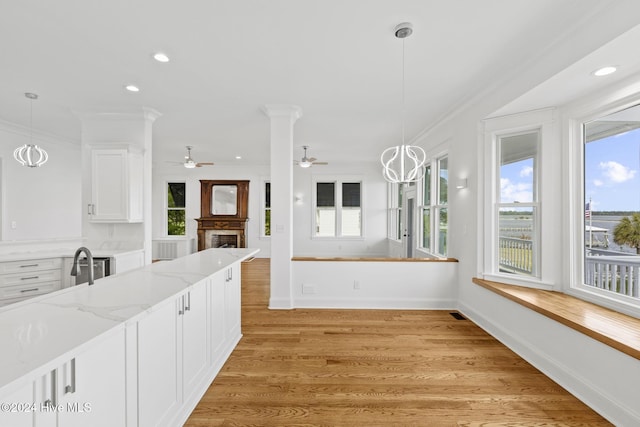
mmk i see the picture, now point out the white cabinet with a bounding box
[137,280,208,427]
[209,271,226,365]
[0,329,126,427]
[0,258,62,306]
[89,148,143,223]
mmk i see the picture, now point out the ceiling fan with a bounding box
[181,146,214,168]
[296,146,328,168]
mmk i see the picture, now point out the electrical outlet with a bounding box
[353,280,360,290]
[302,284,316,295]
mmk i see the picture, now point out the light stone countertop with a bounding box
[0,247,259,396]
[0,247,144,262]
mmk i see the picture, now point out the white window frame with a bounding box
[386,182,402,241]
[565,91,640,317]
[165,181,186,237]
[417,153,449,257]
[312,175,364,239]
[481,108,557,290]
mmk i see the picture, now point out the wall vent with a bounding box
[152,238,195,260]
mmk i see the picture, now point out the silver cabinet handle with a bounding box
[44,369,58,408]
[64,358,76,394]
[21,276,39,280]
[19,264,39,268]
[178,295,185,316]
[20,288,40,293]
[185,292,191,312]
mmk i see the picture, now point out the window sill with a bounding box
[472,277,640,360]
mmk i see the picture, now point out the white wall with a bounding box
[413,11,640,425]
[0,121,81,242]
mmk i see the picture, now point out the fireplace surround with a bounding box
[196,180,249,251]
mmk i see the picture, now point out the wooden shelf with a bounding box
[473,277,640,360]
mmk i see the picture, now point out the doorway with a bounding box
[403,186,416,258]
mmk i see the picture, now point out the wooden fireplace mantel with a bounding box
[196,180,249,251]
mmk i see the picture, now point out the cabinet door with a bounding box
[224,264,241,341]
[209,272,226,365]
[0,381,34,427]
[58,329,126,427]
[182,281,209,402]
[137,299,181,427]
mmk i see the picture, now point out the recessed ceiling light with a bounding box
[153,52,170,63]
[593,66,617,77]
[125,84,140,92]
[235,156,242,160]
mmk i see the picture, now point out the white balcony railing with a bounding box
[585,255,640,298]
[499,237,533,275]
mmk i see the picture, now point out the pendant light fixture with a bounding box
[14,93,48,168]
[380,23,426,184]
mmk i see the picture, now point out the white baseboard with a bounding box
[293,297,456,310]
[459,302,640,427]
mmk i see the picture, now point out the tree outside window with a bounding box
[167,182,186,236]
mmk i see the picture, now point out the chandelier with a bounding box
[380,23,426,183]
[14,93,48,168]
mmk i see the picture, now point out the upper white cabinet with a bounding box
[90,148,143,223]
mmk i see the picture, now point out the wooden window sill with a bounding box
[292,257,458,262]
[472,277,640,360]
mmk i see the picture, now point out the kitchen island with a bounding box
[0,247,258,427]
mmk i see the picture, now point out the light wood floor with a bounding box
[185,258,610,426]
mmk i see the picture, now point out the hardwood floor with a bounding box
[185,258,610,426]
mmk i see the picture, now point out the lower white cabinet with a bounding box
[0,328,126,427]
[224,264,241,341]
[137,279,208,427]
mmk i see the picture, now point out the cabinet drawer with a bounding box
[0,258,62,274]
[0,269,62,287]
[0,279,61,300]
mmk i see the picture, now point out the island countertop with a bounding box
[0,247,259,396]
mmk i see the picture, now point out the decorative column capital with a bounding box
[262,104,303,122]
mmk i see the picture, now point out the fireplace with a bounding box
[196,180,249,251]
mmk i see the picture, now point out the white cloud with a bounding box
[519,166,533,177]
[500,178,533,203]
[593,179,603,187]
[599,161,636,183]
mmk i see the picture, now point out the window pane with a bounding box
[424,165,431,205]
[342,183,361,207]
[422,208,431,250]
[317,183,335,207]
[316,208,336,236]
[265,182,271,208]
[438,158,448,205]
[499,132,537,203]
[341,208,361,236]
[265,209,271,236]
[498,207,535,276]
[583,107,640,301]
[168,210,185,236]
[438,207,448,256]
[168,183,185,208]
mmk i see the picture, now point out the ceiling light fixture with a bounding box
[14,93,48,168]
[380,22,426,184]
[153,52,170,63]
[593,66,617,77]
[125,84,140,92]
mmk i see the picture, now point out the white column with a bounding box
[263,104,302,309]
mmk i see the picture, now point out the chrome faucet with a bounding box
[70,247,94,285]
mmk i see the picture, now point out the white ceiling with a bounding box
[1,0,639,168]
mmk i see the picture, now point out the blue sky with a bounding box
[585,128,640,211]
[499,128,640,211]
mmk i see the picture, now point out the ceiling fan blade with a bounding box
[308,157,317,162]
[195,162,214,167]
[312,161,328,165]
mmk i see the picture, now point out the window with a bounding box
[263,181,271,237]
[482,109,554,288]
[496,131,539,277]
[580,103,640,308]
[167,182,186,236]
[387,183,402,241]
[313,178,362,238]
[418,155,448,256]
